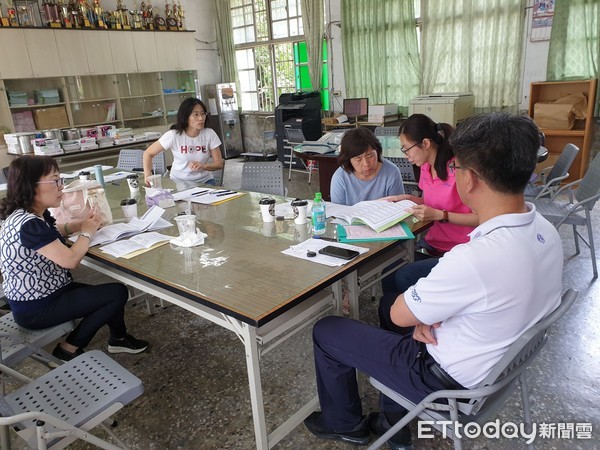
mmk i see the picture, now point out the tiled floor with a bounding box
[5,157,600,449]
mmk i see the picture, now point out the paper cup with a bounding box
[78,171,91,181]
[126,173,140,193]
[291,199,309,225]
[120,198,138,222]
[259,198,276,223]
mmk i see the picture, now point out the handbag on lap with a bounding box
[49,179,113,226]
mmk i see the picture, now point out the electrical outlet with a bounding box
[332,90,341,97]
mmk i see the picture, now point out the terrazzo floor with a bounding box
[4,157,600,449]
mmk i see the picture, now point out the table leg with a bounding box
[345,271,360,320]
[240,323,269,450]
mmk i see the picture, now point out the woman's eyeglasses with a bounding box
[37,178,65,187]
[448,161,463,174]
[400,142,420,154]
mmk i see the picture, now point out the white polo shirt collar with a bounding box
[468,202,537,240]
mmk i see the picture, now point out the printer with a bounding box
[409,93,474,126]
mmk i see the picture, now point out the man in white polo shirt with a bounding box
[304,112,563,449]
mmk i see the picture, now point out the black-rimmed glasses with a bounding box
[37,178,65,187]
[448,161,463,174]
[400,142,420,155]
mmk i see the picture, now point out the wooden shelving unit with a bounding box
[529,79,598,182]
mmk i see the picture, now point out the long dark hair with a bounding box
[0,156,59,219]
[171,97,210,133]
[400,114,455,180]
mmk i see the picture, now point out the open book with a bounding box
[327,199,416,233]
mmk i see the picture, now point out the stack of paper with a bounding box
[100,232,172,258]
[327,200,416,233]
[172,187,245,205]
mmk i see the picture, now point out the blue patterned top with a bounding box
[0,209,72,306]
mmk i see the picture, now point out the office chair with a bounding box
[525,143,579,199]
[369,289,578,450]
[532,152,600,278]
[241,161,286,196]
[284,128,313,184]
[117,149,167,175]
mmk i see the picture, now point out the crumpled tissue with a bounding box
[169,229,208,247]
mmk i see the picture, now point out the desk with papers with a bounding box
[78,177,428,449]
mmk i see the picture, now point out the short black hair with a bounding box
[337,127,382,173]
[449,112,539,194]
[172,97,210,133]
[0,155,59,219]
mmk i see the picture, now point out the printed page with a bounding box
[349,200,416,232]
[342,224,411,240]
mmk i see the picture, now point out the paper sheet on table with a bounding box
[191,191,245,205]
[62,165,113,178]
[281,238,368,266]
[172,187,215,201]
[104,171,134,183]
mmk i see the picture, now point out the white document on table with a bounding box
[100,232,172,258]
[104,171,134,183]
[281,238,368,267]
[172,187,215,201]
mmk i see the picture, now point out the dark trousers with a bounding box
[12,282,129,349]
[312,316,451,432]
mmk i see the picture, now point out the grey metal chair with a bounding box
[532,152,600,278]
[208,157,225,186]
[241,161,286,196]
[0,350,144,449]
[525,143,580,199]
[368,288,578,450]
[284,128,314,184]
[386,157,421,197]
[374,126,400,137]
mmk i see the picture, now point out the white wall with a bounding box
[324,0,551,114]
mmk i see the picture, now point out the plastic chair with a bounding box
[284,128,313,184]
[532,152,600,278]
[0,167,8,185]
[525,143,580,199]
[0,350,144,450]
[368,288,578,450]
[241,161,286,196]
[0,313,73,368]
[374,126,400,137]
[117,149,167,175]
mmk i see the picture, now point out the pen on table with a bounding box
[191,190,210,196]
[312,235,337,242]
[215,191,237,197]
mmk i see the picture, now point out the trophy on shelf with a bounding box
[68,0,81,27]
[153,1,165,31]
[176,0,184,30]
[42,1,62,27]
[140,1,151,30]
[78,0,93,27]
[129,0,142,29]
[5,0,18,27]
[92,0,105,28]
[57,0,71,27]
[165,1,177,30]
[116,0,130,29]
[0,3,10,27]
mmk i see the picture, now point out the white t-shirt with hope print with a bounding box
[159,128,222,183]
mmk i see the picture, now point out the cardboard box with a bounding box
[368,104,398,122]
[533,103,575,130]
[33,106,69,130]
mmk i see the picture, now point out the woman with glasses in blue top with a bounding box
[0,156,149,362]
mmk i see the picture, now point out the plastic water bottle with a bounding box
[94,164,105,187]
[312,192,326,235]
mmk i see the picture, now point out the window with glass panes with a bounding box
[230,0,327,112]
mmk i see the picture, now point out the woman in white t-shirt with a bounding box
[143,98,224,186]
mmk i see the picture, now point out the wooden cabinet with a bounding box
[131,32,159,73]
[23,29,62,78]
[0,29,33,78]
[108,31,138,74]
[55,30,89,76]
[83,31,114,75]
[529,79,598,182]
[154,32,196,71]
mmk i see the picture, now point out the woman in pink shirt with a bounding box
[380,114,478,333]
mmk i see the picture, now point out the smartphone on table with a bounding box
[318,245,360,260]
